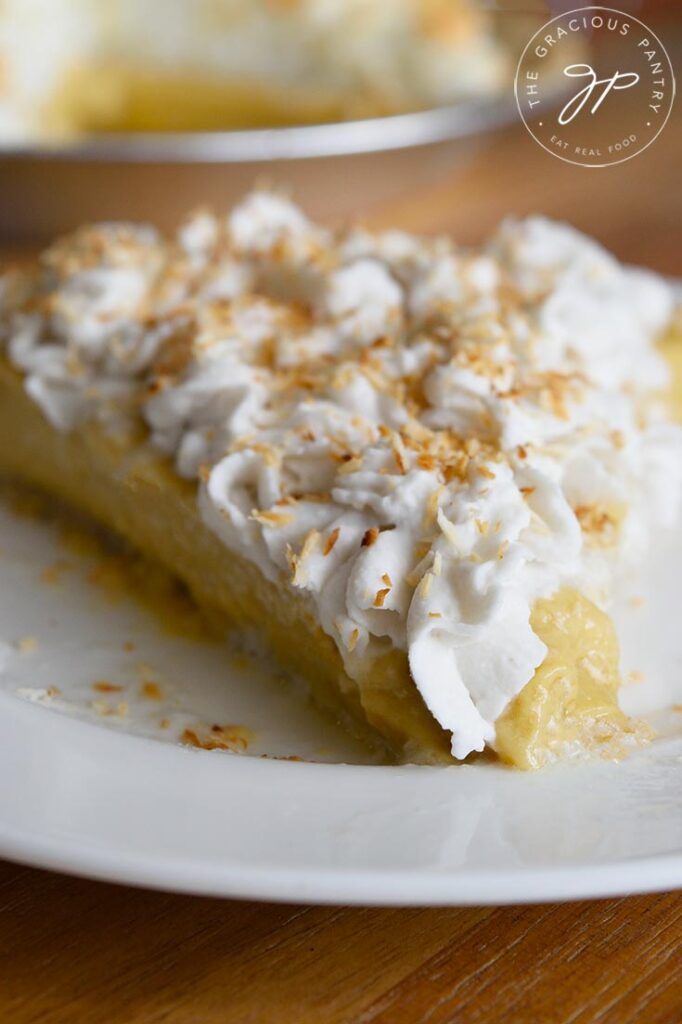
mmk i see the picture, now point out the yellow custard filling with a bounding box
[496,589,648,769]
[46,65,365,134]
[661,320,682,419]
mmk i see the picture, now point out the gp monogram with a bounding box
[514,6,675,168]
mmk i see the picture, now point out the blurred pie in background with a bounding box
[0,0,510,141]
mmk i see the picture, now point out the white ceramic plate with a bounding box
[0,495,681,905]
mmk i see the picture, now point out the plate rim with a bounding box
[1,815,680,906]
[0,693,680,905]
[0,97,519,164]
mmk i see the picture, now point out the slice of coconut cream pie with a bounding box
[0,193,680,768]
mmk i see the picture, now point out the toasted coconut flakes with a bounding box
[424,485,444,528]
[250,509,294,527]
[391,433,408,474]
[290,528,320,586]
[142,681,163,700]
[180,728,208,750]
[293,492,334,504]
[249,442,281,467]
[65,349,85,378]
[336,454,363,475]
[92,698,129,717]
[285,543,298,580]
[181,723,253,753]
[574,503,623,544]
[441,458,465,484]
[230,434,258,454]
[402,418,432,444]
[331,364,357,390]
[300,528,320,560]
[437,508,460,551]
[418,572,433,599]
[323,527,341,555]
[262,754,307,762]
[93,680,123,693]
[361,527,379,548]
[40,560,72,586]
[17,636,38,653]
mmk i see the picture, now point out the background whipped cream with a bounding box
[2,192,680,759]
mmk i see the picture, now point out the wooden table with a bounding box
[1,89,681,1024]
[0,860,680,1024]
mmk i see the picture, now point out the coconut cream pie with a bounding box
[0,0,508,141]
[0,193,680,768]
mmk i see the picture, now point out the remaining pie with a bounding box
[0,0,508,140]
[0,192,680,768]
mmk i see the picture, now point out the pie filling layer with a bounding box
[0,193,680,767]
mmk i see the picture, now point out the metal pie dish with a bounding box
[0,94,522,239]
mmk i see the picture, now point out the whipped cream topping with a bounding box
[2,192,680,760]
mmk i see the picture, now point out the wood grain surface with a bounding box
[1,26,681,1020]
[0,861,680,1024]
